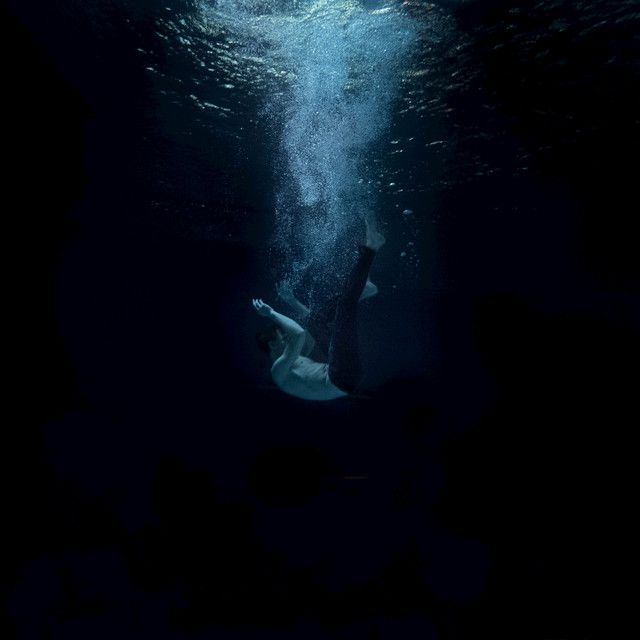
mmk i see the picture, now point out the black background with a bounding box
[2,1,637,638]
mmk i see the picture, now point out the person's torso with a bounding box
[273,356,348,401]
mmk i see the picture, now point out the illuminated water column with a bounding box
[204,1,417,281]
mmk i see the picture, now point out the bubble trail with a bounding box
[201,1,418,281]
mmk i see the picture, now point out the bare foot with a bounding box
[364,216,386,251]
[359,278,378,301]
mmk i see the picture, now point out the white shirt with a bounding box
[272,355,348,401]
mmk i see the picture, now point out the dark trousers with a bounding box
[306,246,376,394]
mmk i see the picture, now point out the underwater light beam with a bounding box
[203,0,417,280]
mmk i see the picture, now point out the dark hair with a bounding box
[256,326,278,354]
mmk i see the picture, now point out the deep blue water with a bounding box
[3,1,638,638]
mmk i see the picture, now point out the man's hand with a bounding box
[252,298,273,317]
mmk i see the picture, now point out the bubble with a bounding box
[203,0,418,274]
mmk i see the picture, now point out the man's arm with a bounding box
[253,298,304,335]
[269,309,305,338]
[269,311,306,385]
[253,299,306,384]
[272,306,315,358]
[275,282,316,356]
[276,281,310,322]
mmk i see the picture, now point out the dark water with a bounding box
[3,1,638,638]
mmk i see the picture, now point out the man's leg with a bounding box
[305,296,338,358]
[327,245,377,393]
[328,218,385,393]
[307,282,377,358]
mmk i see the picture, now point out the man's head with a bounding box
[256,327,285,361]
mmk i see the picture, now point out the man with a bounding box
[253,217,385,400]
